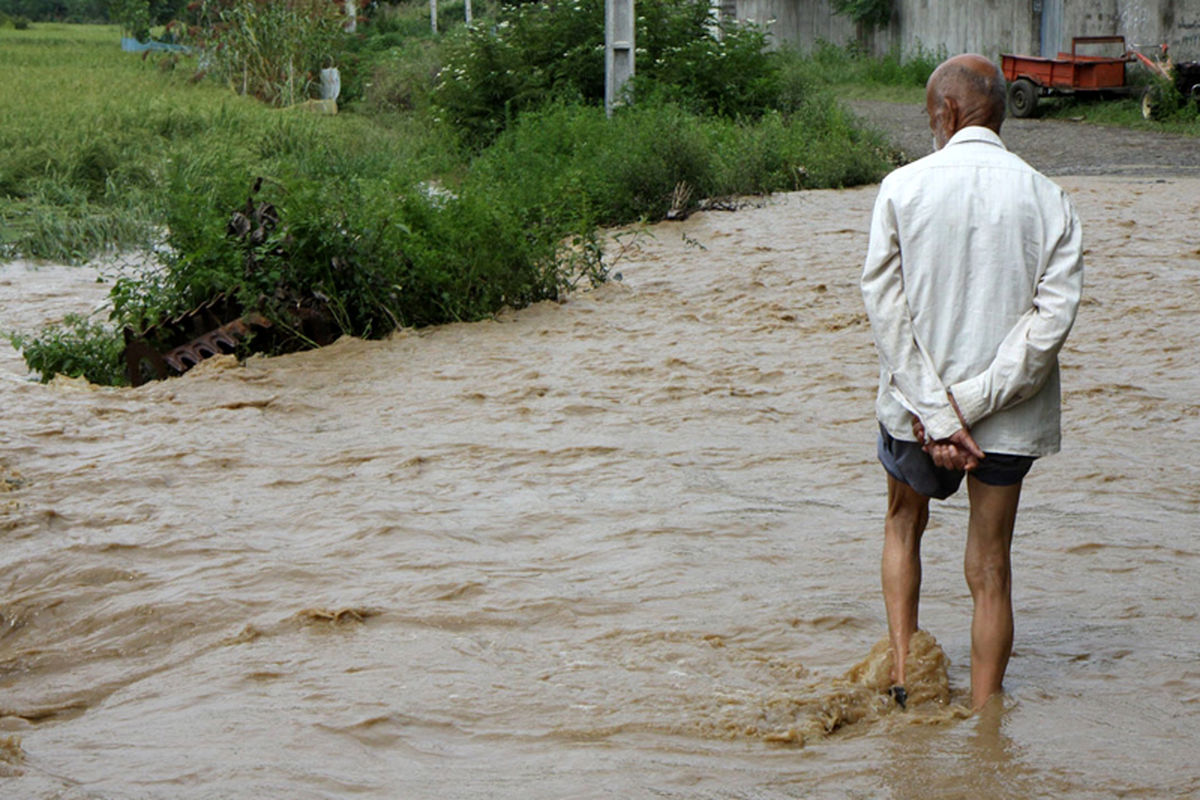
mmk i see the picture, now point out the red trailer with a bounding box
[1001,36,1136,117]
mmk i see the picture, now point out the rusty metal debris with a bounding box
[122,178,337,386]
[122,295,274,386]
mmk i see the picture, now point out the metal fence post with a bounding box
[605,0,635,117]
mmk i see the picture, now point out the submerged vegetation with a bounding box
[2,2,910,385]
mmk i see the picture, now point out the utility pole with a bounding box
[605,0,634,117]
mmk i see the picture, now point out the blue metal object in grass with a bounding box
[120,37,191,54]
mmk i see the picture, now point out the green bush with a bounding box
[830,0,892,30]
[432,0,780,145]
[632,22,777,118]
[92,92,890,383]
[103,114,567,346]
[467,99,893,228]
[8,314,127,385]
[109,0,152,40]
[0,11,33,29]
[465,102,703,229]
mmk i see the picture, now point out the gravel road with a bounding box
[849,99,1200,177]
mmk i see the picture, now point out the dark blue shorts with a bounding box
[876,423,1035,500]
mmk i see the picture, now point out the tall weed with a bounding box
[178,0,349,106]
[806,38,943,87]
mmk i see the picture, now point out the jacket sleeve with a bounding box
[948,192,1084,426]
[860,186,962,441]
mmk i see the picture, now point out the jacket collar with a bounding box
[945,125,1007,150]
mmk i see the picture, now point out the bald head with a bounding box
[926,54,1007,149]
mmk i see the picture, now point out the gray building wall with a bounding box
[733,0,856,47]
[732,1,1200,61]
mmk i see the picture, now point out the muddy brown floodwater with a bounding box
[2,121,1200,798]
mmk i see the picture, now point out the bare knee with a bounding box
[965,552,1011,597]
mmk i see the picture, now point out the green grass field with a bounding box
[0,22,452,262]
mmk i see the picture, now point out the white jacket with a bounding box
[861,126,1084,456]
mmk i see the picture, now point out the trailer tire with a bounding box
[1141,87,1155,120]
[1008,79,1038,118]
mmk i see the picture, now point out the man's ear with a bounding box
[941,96,961,138]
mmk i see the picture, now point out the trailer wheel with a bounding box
[1141,87,1155,120]
[1141,81,1177,120]
[1008,79,1038,118]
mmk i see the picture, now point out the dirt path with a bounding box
[850,99,1200,177]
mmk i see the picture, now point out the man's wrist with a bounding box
[922,404,964,442]
[947,391,968,429]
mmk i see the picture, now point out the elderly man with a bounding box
[860,54,1083,710]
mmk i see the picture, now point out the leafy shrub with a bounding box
[632,21,777,118]
[830,0,892,30]
[465,102,706,228]
[109,0,152,40]
[467,99,893,227]
[9,314,127,386]
[0,9,31,28]
[433,0,780,145]
[104,116,569,348]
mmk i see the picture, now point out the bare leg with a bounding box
[882,474,930,687]
[964,475,1023,710]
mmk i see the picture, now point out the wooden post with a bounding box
[605,0,634,116]
[430,0,438,34]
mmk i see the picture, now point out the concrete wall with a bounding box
[733,0,856,49]
[1074,0,1200,58]
[893,0,1035,58]
[732,1,1200,61]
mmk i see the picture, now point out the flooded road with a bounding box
[2,176,1199,799]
